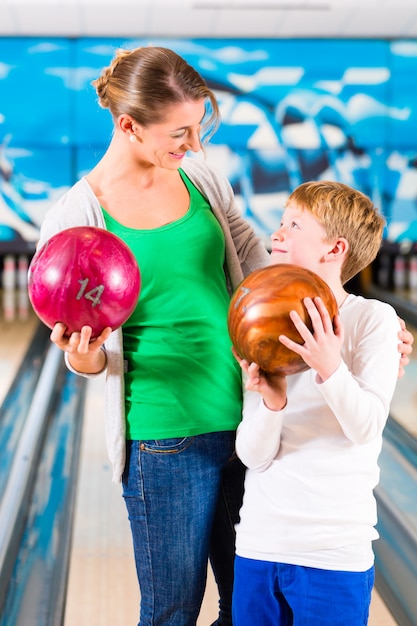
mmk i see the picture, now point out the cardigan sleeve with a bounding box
[38,178,106,248]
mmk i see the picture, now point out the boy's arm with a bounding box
[235,390,285,472]
[278,296,400,444]
[234,352,287,471]
[316,301,400,444]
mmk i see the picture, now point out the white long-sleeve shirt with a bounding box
[235,293,400,572]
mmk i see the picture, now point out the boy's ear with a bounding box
[324,237,349,262]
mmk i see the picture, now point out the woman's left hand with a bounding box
[397,317,414,378]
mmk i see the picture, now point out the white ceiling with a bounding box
[1,0,417,39]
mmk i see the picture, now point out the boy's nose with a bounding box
[271,228,284,243]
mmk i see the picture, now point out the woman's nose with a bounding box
[184,129,201,152]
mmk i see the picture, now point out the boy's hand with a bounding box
[278,296,343,383]
[232,347,287,411]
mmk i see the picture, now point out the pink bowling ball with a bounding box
[28,226,141,338]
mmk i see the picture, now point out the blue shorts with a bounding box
[232,555,374,625]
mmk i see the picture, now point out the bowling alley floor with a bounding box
[1,307,414,626]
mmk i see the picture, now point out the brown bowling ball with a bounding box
[228,264,338,376]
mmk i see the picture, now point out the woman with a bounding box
[38,46,269,626]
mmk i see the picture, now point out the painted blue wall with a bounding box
[1,37,417,252]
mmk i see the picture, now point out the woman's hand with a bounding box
[397,317,414,378]
[50,322,112,374]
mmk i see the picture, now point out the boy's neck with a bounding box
[329,282,349,308]
[317,264,347,309]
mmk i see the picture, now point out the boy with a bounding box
[232,181,401,625]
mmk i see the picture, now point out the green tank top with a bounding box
[103,169,242,439]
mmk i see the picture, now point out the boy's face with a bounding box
[270,203,329,273]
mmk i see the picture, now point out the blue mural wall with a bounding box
[1,37,417,253]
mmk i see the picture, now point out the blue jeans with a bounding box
[232,556,375,626]
[122,433,245,626]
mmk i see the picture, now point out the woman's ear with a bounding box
[118,114,140,140]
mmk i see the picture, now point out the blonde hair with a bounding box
[287,181,385,285]
[92,46,220,145]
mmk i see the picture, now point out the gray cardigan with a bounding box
[39,157,270,482]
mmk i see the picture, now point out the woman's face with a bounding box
[135,99,207,169]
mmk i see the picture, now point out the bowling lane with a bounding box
[0,304,39,405]
[63,374,140,626]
